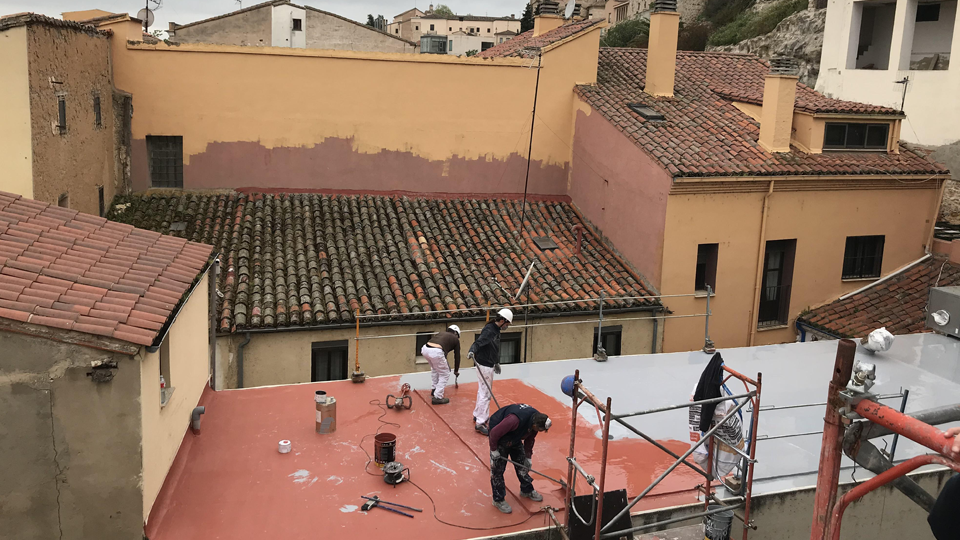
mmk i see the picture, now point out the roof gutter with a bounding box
[838,253,931,301]
[146,257,216,353]
[216,304,663,337]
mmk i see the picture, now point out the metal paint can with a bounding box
[278,440,292,453]
[374,432,397,467]
[703,505,733,540]
[316,391,337,434]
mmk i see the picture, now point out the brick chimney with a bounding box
[534,1,564,36]
[645,0,680,98]
[758,56,799,153]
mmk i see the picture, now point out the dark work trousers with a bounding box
[491,444,534,502]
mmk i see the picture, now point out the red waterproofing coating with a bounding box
[828,454,960,540]
[810,339,858,540]
[853,400,957,455]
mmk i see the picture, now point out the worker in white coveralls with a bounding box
[421,325,461,405]
[461,308,513,435]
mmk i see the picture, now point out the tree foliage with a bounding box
[366,14,375,26]
[432,4,456,17]
[465,49,479,56]
[520,3,534,32]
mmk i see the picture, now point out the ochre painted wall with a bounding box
[0,25,33,200]
[0,329,142,540]
[660,183,940,352]
[140,277,210,523]
[26,23,116,216]
[108,40,595,195]
[216,312,657,389]
[568,103,672,287]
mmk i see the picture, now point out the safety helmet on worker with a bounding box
[448,324,461,336]
[498,308,514,323]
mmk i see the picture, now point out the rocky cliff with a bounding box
[709,8,826,88]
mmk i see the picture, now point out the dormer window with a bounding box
[823,122,889,151]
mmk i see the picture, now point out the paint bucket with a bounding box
[316,391,337,434]
[703,505,734,540]
[374,432,397,468]
[278,440,292,454]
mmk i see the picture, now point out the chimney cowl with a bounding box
[537,0,561,15]
[653,0,678,12]
[769,56,800,76]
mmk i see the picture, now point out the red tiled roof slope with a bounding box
[575,48,949,178]
[0,191,213,346]
[479,18,603,58]
[798,257,959,338]
[108,192,659,332]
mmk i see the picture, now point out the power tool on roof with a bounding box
[386,383,413,410]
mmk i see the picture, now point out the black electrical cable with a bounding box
[407,478,545,531]
[355,399,547,531]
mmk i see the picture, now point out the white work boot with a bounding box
[492,500,512,514]
[520,490,543,502]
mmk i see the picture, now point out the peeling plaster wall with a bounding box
[110,42,582,195]
[0,331,142,540]
[26,23,116,217]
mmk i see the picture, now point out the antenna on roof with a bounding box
[564,0,576,19]
[138,0,161,34]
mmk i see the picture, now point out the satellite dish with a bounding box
[564,0,576,18]
[137,8,155,29]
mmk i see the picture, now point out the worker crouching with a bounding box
[487,403,551,514]
[421,325,461,405]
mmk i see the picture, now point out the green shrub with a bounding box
[701,0,755,28]
[678,22,713,51]
[707,0,808,46]
[600,16,650,48]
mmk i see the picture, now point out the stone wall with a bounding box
[709,8,826,88]
[172,5,273,47]
[304,8,416,53]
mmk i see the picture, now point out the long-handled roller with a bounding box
[500,457,568,490]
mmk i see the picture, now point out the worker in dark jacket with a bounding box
[487,403,551,514]
[421,325,461,405]
[928,426,960,540]
[463,308,513,434]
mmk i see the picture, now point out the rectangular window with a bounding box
[449,40,453,50]
[916,3,940,21]
[823,123,889,150]
[415,25,419,30]
[415,331,433,356]
[757,239,796,328]
[311,340,349,382]
[481,42,494,51]
[97,185,105,217]
[93,95,102,128]
[695,243,719,293]
[292,18,302,31]
[160,339,172,406]
[498,332,522,364]
[58,193,69,208]
[593,325,623,356]
[147,135,184,188]
[842,235,884,279]
[430,24,434,30]
[57,95,66,135]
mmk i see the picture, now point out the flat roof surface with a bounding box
[146,334,960,539]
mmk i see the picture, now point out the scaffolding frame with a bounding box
[563,366,763,540]
[810,339,960,540]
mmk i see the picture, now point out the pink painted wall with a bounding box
[568,106,672,288]
[131,138,568,196]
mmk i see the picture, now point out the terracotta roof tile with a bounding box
[798,256,960,338]
[0,191,214,346]
[109,191,659,332]
[479,18,603,58]
[575,49,949,178]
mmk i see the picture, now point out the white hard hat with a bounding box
[498,308,514,323]
[448,325,461,336]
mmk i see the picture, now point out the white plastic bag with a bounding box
[861,327,894,353]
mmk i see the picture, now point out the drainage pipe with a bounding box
[748,181,774,347]
[237,332,251,389]
[191,406,205,435]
